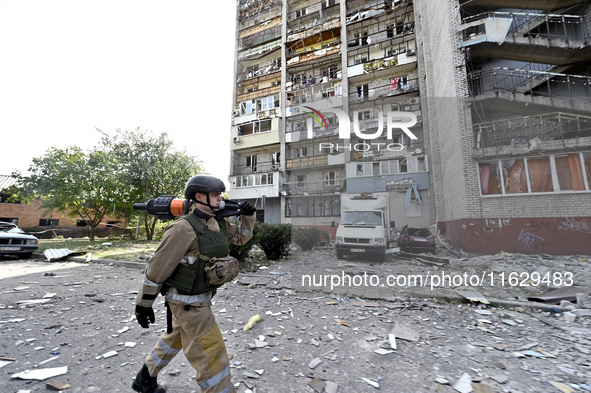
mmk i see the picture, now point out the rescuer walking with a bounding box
[132,175,256,393]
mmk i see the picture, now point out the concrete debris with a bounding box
[390,325,420,342]
[11,366,68,381]
[308,378,338,393]
[46,380,71,390]
[452,373,472,393]
[43,249,85,262]
[455,287,489,305]
[308,357,322,369]
[360,377,379,389]
[2,247,591,392]
[388,334,397,350]
[549,381,576,393]
[471,383,493,393]
[527,286,586,304]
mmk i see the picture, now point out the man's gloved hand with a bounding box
[241,202,256,216]
[135,305,155,328]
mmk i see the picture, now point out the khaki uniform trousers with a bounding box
[145,303,235,393]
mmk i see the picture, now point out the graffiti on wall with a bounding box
[554,217,591,234]
[516,230,545,250]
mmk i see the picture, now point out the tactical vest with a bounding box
[164,213,229,295]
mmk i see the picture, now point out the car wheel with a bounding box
[336,250,345,260]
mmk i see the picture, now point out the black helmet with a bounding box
[184,175,226,200]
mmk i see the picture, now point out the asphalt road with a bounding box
[1,249,590,393]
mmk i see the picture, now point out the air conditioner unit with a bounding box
[407,48,417,55]
[233,136,242,144]
[409,97,420,105]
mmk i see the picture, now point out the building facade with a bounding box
[229,0,591,254]
[416,0,591,254]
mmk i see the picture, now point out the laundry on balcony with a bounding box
[389,77,400,91]
[405,182,421,207]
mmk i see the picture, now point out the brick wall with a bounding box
[0,198,124,229]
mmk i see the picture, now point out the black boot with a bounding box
[132,364,166,393]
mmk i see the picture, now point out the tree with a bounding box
[99,128,204,240]
[21,146,125,241]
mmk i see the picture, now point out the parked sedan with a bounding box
[0,222,39,258]
[398,225,436,253]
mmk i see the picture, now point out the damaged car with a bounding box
[398,225,436,253]
[0,222,39,258]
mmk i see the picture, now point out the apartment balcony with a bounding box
[287,8,340,37]
[237,84,281,103]
[472,112,591,158]
[345,155,430,193]
[238,1,282,30]
[459,0,587,13]
[238,38,282,60]
[286,23,341,65]
[239,25,282,51]
[468,68,591,114]
[286,79,344,113]
[229,171,281,201]
[232,160,281,176]
[348,76,420,102]
[237,63,281,83]
[283,178,346,196]
[460,12,591,66]
[347,44,417,79]
[346,0,412,22]
[286,153,346,170]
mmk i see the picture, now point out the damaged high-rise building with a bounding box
[229,0,591,255]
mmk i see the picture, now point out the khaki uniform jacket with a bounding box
[136,207,255,308]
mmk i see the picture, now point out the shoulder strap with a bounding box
[183,213,207,235]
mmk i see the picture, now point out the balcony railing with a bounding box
[348,77,419,102]
[232,161,280,176]
[461,12,589,48]
[237,85,281,103]
[237,62,281,83]
[468,68,591,103]
[473,112,591,149]
[346,0,412,21]
[239,25,282,50]
[238,2,282,30]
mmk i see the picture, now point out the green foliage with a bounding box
[20,146,123,241]
[257,222,292,260]
[229,220,260,262]
[292,226,330,251]
[98,128,205,240]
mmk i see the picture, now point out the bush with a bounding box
[293,226,330,251]
[229,220,260,262]
[257,222,291,260]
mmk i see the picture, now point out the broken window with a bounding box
[238,123,254,136]
[502,159,528,194]
[255,119,272,133]
[555,154,586,191]
[478,162,502,195]
[245,155,258,172]
[39,219,59,226]
[296,175,307,188]
[481,152,590,196]
[527,157,553,193]
[356,84,369,99]
[323,171,340,186]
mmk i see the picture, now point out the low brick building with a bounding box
[0,175,127,238]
